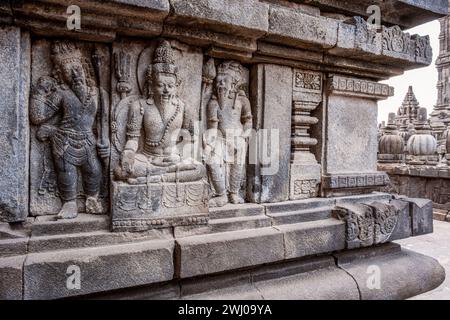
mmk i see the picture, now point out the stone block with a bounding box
[266,5,338,49]
[168,0,269,38]
[23,240,175,299]
[402,197,434,236]
[388,199,412,241]
[175,228,284,278]
[335,244,445,300]
[0,238,28,257]
[276,219,345,259]
[0,255,25,300]
[0,26,30,223]
[253,265,359,300]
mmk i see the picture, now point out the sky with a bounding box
[378,20,441,124]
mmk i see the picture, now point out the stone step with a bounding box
[0,238,28,257]
[264,198,335,215]
[268,207,333,225]
[209,203,265,220]
[174,215,271,238]
[27,228,173,253]
[31,214,109,236]
[176,219,346,279]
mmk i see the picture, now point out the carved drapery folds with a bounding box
[290,69,322,200]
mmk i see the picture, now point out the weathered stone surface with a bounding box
[175,228,284,278]
[266,5,338,49]
[0,238,28,257]
[324,75,393,196]
[31,214,109,237]
[249,64,292,203]
[335,244,445,300]
[0,26,30,223]
[253,265,358,300]
[168,0,269,38]
[24,240,174,299]
[388,199,413,241]
[0,255,25,300]
[27,229,171,253]
[402,197,434,236]
[300,0,447,29]
[325,93,378,170]
[276,219,345,259]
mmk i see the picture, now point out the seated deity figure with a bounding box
[204,61,253,207]
[114,40,205,183]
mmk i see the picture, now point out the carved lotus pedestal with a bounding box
[111,181,209,232]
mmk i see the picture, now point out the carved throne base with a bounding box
[111,180,209,232]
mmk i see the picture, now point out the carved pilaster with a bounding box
[290,69,322,200]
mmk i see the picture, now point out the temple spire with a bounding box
[396,86,420,128]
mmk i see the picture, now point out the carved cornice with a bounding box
[328,75,394,100]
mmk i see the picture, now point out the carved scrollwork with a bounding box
[334,202,400,249]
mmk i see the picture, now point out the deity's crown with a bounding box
[217,61,243,83]
[51,41,83,66]
[152,40,178,76]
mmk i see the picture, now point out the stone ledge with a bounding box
[0,255,25,300]
[3,0,438,77]
[23,239,174,299]
[175,227,285,279]
[179,243,444,300]
[334,245,445,300]
[167,0,269,38]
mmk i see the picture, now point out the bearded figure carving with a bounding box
[30,41,109,219]
[204,61,253,207]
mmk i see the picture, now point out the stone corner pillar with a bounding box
[0,26,30,222]
[322,74,393,197]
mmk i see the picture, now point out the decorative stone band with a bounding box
[333,202,400,249]
[322,172,390,189]
[112,216,209,232]
[328,75,394,100]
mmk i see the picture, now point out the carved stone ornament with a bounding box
[29,40,110,220]
[110,39,209,231]
[334,202,400,249]
[329,75,394,100]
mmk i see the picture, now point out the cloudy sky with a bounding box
[378,20,441,123]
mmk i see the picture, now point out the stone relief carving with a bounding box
[414,35,433,64]
[382,25,413,55]
[334,202,400,249]
[203,60,253,207]
[110,39,208,231]
[353,16,378,46]
[29,40,110,219]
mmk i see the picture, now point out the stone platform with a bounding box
[0,193,443,300]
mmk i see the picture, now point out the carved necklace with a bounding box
[142,99,182,148]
